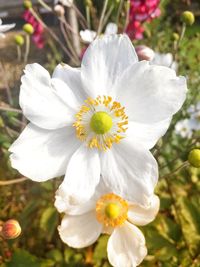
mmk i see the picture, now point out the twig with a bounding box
[160,161,189,180]
[0,177,28,186]
[30,8,79,64]
[0,105,22,114]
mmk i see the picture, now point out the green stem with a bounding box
[97,0,109,36]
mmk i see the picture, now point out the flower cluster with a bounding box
[23,10,45,49]
[9,34,187,266]
[127,0,161,39]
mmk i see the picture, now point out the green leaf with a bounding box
[93,235,109,266]
[40,207,58,241]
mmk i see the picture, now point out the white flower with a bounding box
[187,102,200,131]
[55,181,160,267]
[175,118,193,138]
[0,19,15,38]
[54,0,73,7]
[80,23,118,43]
[9,34,187,206]
[151,52,178,71]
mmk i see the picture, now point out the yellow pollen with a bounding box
[73,96,128,151]
[96,193,128,227]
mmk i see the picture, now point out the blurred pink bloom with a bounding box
[23,10,45,49]
[126,0,161,40]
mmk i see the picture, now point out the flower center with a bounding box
[96,193,128,227]
[73,96,128,151]
[90,111,113,134]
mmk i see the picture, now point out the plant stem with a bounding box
[17,45,22,62]
[0,177,28,186]
[116,0,124,25]
[160,161,189,180]
[24,34,30,63]
[97,0,109,36]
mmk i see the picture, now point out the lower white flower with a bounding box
[80,22,118,43]
[151,52,177,71]
[55,181,160,267]
[175,118,193,138]
[9,34,187,207]
[0,19,15,38]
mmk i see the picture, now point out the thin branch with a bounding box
[0,177,28,186]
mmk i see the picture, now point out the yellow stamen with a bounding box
[73,96,128,150]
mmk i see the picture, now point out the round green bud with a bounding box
[90,111,113,134]
[14,35,24,46]
[23,23,34,35]
[23,0,32,9]
[181,11,195,26]
[188,149,200,168]
[173,32,179,41]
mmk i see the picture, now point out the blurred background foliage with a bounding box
[0,0,200,266]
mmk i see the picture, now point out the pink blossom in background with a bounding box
[23,10,45,49]
[126,0,161,40]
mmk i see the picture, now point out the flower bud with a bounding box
[54,5,65,17]
[181,11,195,26]
[188,149,200,168]
[173,33,179,41]
[23,23,34,35]
[1,219,21,239]
[23,0,32,9]
[14,35,24,46]
[135,45,155,61]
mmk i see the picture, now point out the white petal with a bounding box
[105,23,118,35]
[55,177,109,215]
[127,118,171,149]
[80,29,96,43]
[20,63,78,130]
[55,177,108,214]
[101,139,158,206]
[107,221,147,267]
[116,61,187,123]
[52,64,86,103]
[128,195,160,226]
[9,123,79,181]
[0,23,15,33]
[58,212,102,248]
[63,144,101,203]
[81,34,138,98]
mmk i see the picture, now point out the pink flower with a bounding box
[126,0,161,40]
[23,10,45,49]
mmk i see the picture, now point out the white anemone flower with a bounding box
[151,52,178,71]
[175,118,193,138]
[80,22,118,43]
[55,181,160,267]
[9,34,187,206]
[0,19,15,38]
